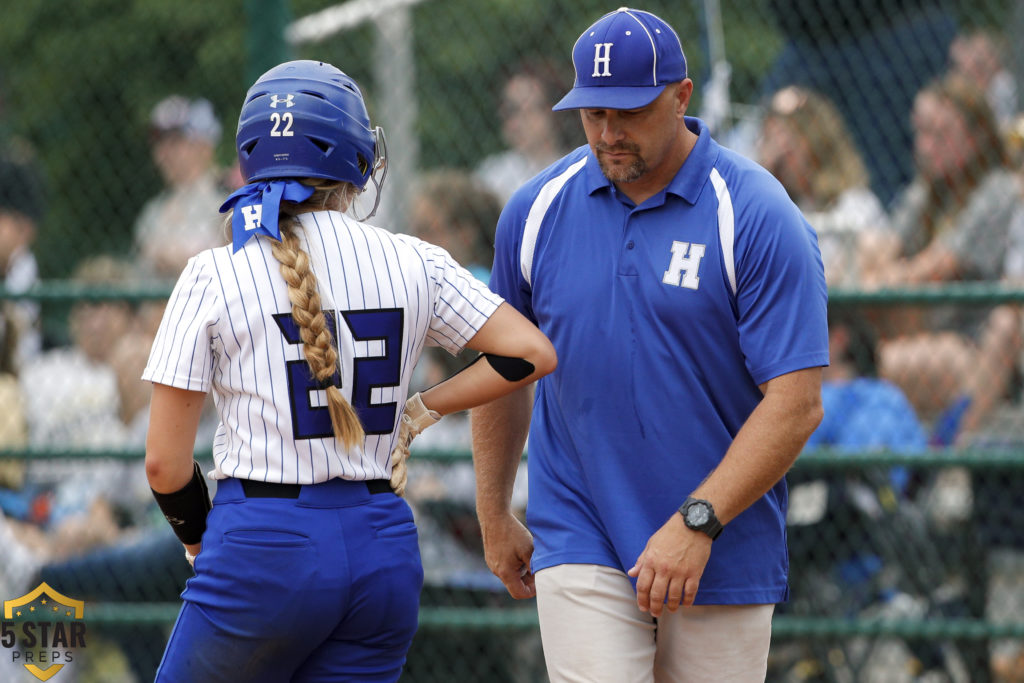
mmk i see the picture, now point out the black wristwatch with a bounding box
[679,497,723,540]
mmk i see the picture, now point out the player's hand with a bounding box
[389,393,441,496]
[479,512,535,600]
[184,542,202,568]
[627,513,711,617]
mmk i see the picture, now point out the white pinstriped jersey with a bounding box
[142,210,502,484]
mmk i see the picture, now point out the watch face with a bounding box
[686,503,710,526]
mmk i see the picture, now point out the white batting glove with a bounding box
[390,392,441,496]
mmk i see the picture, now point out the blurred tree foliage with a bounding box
[0,0,249,276]
[294,0,784,177]
[0,0,783,278]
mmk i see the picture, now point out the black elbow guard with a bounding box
[152,461,213,545]
[483,353,535,382]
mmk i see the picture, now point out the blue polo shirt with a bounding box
[490,117,829,605]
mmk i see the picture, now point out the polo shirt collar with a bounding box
[583,116,717,206]
[670,117,716,205]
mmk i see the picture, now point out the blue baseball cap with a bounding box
[552,8,687,112]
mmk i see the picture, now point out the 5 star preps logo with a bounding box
[2,583,87,681]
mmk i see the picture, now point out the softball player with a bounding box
[142,60,556,683]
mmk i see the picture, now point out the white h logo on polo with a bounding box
[241,204,263,231]
[270,94,295,108]
[662,241,706,289]
[592,43,613,77]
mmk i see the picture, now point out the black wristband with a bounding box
[152,461,212,545]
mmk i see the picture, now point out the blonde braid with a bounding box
[271,205,365,448]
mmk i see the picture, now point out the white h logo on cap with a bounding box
[592,43,613,77]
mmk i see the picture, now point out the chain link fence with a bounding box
[1,0,1023,681]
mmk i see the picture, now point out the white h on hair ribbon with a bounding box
[219,180,315,252]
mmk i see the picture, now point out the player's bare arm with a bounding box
[145,384,209,560]
[388,303,554,494]
[419,302,556,415]
[471,386,536,599]
[629,366,823,615]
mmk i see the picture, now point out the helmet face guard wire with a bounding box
[353,126,388,222]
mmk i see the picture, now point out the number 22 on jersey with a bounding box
[273,308,404,439]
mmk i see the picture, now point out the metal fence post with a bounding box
[246,0,295,85]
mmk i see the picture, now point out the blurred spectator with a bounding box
[0,250,199,572]
[0,317,26,447]
[1005,177,1024,286]
[410,168,501,284]
[221,159,245,192]
[20,255,218,449]
[112,327,157,446]
[792,305,927,566]
[982,120,1024,446]
[19,255,137,449]
[3,258,201,681]
[757,86,889,288]
[760,0,958,207]
[0,259,29,599]
[0,220,29,446]
[806,307,928,460]
[782,307,982,681]
[788,306,928,597]
[0,156,44,366]
[132,95,227,280]
[1007,114,1024,169]
[408,168,503,394]
[949,27,1019,137]
[859,75,1021,438]
[475,60,576,204]
[11,255,150,554]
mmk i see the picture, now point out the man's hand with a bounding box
[480,512,536,599]
[389,393,441,496]
[627,513,711,617]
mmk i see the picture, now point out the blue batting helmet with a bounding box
[235,60,381,189]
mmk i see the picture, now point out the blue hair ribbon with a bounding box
[219,180,316,253]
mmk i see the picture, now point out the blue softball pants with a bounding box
[154,477,423,682]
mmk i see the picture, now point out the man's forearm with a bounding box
[471,386,533,519]
[692,368,823,523]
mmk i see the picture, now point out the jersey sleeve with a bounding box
[733,179,830,385]
[142,253,222,392]
[421,241,503,356]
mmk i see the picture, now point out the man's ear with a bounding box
[676,79,695,116]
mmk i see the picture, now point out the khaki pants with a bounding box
[535,563,774,683]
